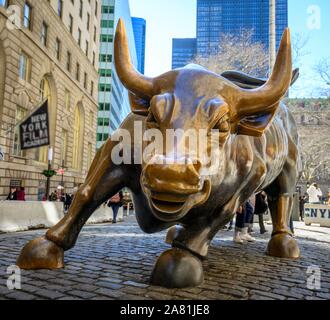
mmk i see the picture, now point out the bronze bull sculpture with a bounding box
[17,19,301,288]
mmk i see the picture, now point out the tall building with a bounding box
[172,38,197,69]
[196,0,288,57]
[0,0,101,200]
[97,0,138,149]
[132,17,146,74]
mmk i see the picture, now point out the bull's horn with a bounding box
[227,28,292,120]
[114,18,154,99]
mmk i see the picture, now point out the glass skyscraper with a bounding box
[98,0,138,149]
[172,38,197,69]
[132,17,146,74]
[172,0,288,69]
[197,0,288,56]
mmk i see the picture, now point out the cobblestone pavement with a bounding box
[0,216,329,300]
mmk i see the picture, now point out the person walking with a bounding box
[299,193,308,221]
[6,187,17,201]
[16,187,26,201]
[64,193,73,213]
[233,199,256,244]
[254,192,268,234]
[107,191,124,224]
[307,183,322,204]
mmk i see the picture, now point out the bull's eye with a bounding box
[214,115,230,133]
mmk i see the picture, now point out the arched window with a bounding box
[72,104,84,169]
[35,78,51,163]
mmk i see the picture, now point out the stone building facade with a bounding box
[0,0,101,200]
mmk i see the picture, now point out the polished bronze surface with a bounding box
[17,19,301,288]
[17,237,64,270]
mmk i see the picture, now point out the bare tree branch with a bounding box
[190,30,269,77]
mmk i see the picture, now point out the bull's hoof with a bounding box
[267,233,300,259]
[17,236,64,270]
[150,248,204,288]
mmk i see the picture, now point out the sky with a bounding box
[129,0,330,98]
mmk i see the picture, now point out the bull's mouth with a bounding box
[150,193,188,215]
[146,180,212,222]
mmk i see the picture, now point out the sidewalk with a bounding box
[0,216,329,300]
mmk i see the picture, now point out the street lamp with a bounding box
[43,147,56,201]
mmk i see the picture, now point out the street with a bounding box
[0,216,329,300]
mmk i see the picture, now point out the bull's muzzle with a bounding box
[142,155,211,222]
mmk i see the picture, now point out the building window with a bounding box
[61,129,68,166]
[101,20,114,28]
[76,63,80,81]
[84,72,87,89]
[36,78,51,163]
[91,81,94,96]
[79,0,83,18]
[77,28,82,46]
[55,38,61,60]
[92,52,96,66]
[23,2,32,30]
[66,51,71,72]
[19,52,31,82]
[99,54,112,63]
[68,14,73,34]
[58,0,63,19]
[13,105,27,157]
[72,105,83,169]
[85,40,89,56]
[40,22,48,46]
[87,13,90,30]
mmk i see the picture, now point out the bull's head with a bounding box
[114,19,292,222]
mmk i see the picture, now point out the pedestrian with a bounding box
[246,194,256,234]
[6,187,17,201]
[50,191,58,202]
[16,187,26,201]
[107,191,124,224]
[233,199,256,244]
[227,217,234,231]
[307,183,322,204]
[299,193,308,221]
[64,193,72,213]
[254,192,268,234]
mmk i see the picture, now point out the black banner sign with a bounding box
[19,100,50,150]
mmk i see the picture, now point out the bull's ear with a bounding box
[231,103,279,137]
[129,92,150,116]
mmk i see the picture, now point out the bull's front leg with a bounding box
[151,197,241,288]
[265,147,300,259]
[266,194,300,259]
[17,139,126,269]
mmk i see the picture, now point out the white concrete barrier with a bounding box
[304,204,330,228]
[0,201,124,233]
[0,201,64,233]
[87,205,123,224]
